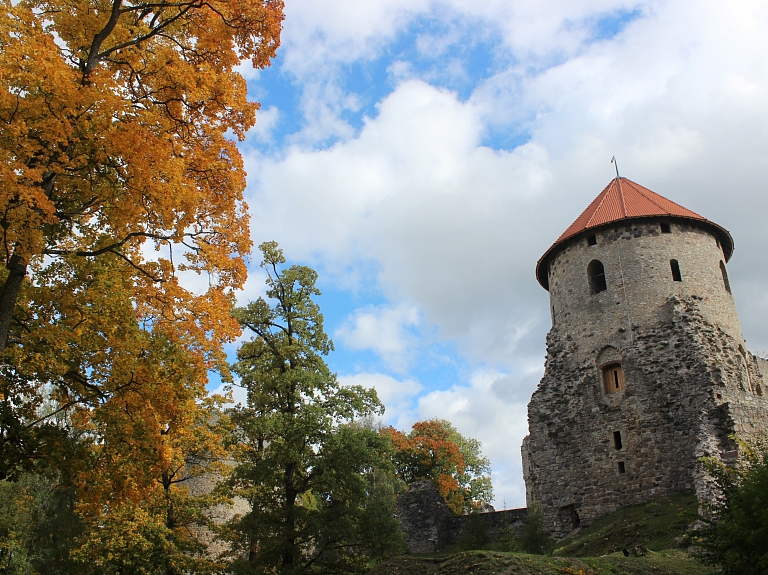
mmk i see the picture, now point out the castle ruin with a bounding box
[522,177,768,539]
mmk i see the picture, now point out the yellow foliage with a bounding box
[0,0,283,569]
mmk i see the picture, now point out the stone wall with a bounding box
[522,296,768,539]
[546,220,744,362]
[396,481,527,553]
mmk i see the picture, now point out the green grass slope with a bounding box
[552,492,699,557]
[370,492,708,575]
[368,549,709,575]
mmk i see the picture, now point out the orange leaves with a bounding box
[384,420,469,514]
[0,0,283,356]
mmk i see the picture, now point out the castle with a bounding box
[522,177,768,538]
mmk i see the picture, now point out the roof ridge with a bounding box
[622,178,671,214]
[617,177,627,217]
[584,182,614,228]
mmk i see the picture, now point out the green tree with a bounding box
[695,436,768,575]
[227,242,404,574]
[0,472,81,574]
[519,500,553,555]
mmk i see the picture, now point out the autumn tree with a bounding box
[67,331,234,575]
[384,419,493,514]
[227,242,405,574]
[0,0,283,475]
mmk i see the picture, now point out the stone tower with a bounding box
[521,177,768,539]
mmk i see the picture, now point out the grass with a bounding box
[369,492,710,575]
[552,492,699,557]
[368,550,711,575]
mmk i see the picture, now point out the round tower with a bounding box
[522,177,768,539]
[537,177,743,362]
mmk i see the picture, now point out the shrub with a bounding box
[695,436,768,575]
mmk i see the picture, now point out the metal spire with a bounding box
[611,156,620,178]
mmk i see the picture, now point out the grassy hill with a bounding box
[369,492,710,575]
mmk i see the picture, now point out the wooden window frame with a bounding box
[602,363,625,394]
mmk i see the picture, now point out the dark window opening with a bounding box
[715,238,720,248]
[660,222,671,233]
[588,260,607,294]
[587,234,597,246]
[618,461,626,474]
[551,305,555,326]
[560,504,581,530]
[603,364,625,394]
[670,259,682,282]
[613,431,623,450]
[720,261,732,294]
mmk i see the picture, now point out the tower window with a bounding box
[613,431,623,450]
[587,234,597,246]
[660,222,671,233]
[603,364,625,394]
[670,259,682,282]
[720,261,731,294]
[618,461,626,474]
[588,260,607,294]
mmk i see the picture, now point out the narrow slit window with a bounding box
[603,364,625,394]
[588,260,607,294]
[720,261,732,294]
[660,222,671,233]
[613,431,623,450]
[587,234,597,246]
[618,461,626,474]
[670,259,682,282]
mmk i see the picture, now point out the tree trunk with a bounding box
[283,462,296,570]
[0,254,27,354]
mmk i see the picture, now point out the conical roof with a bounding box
[536,177,733,289]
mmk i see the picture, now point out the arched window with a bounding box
[602,364,625,394]
[670,259,682,282]
[720,261,731,294]
[588,260,607,294]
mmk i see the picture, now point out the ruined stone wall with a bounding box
[396,481,527,553]
[185,461,250,558]
[547,220,744,362]
[522,296,768,539]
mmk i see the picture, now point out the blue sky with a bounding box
[210,0,768,508]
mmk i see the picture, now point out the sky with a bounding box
[211,0,768,509]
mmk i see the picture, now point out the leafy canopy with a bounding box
[228,242,404,574]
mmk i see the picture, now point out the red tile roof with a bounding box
[536,177,733,289]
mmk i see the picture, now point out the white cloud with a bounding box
[335,304,421,371]
[248,106,281,143]
[246,79,554,367]
[339,372,423,422]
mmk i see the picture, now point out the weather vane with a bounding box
[611,156,620,178]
